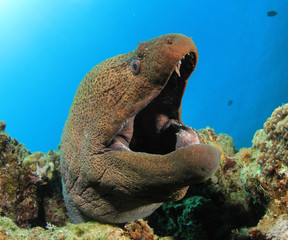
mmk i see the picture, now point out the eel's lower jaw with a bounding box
[108,116,201,155]
[175,126,201,149]
[156,118,201,149]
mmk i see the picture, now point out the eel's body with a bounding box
[60,34,220,224]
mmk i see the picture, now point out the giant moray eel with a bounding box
[60,33,221,224]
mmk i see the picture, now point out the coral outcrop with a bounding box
[0,122,37,228]
[148,104,288,240]
[249,104,288,237]
[148,128,263,239]
[0,121,70,229]
[0,216,168,240]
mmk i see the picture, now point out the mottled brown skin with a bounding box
[60,34,221,224]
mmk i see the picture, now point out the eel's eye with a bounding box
[130,59,141,75]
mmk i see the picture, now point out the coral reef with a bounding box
[1,104,288,239]
[0,121,169,239]
[249,104,288,238]
[0,216,127,240]
[0,123,38,228]
[148,128,264,240]
[0,122,70,228]
[0,215,169,240]
[123,219,170,240]
[149,104,288,240]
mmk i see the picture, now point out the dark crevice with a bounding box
[29,170,63,229]
[147,182,267,240]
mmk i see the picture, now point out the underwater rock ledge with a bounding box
[0,103,288,239]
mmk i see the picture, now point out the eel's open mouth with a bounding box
[108,51,200,155]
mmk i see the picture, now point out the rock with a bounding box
[0,121,6,132]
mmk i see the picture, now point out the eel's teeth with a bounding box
[175,62,181,77]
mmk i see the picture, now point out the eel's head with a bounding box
[61,34,220,224]
[108,33,220,181]
[135,33,198,87]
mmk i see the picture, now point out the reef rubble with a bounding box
[0,103,288,239]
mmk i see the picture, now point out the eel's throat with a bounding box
[108,51,199,155]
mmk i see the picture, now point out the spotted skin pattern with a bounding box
[60,34,221,224]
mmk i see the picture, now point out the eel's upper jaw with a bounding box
[173,51,197,79]
[108,48,199,155]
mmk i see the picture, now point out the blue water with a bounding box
[0,0,287,152]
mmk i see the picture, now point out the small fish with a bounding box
[267,10,277,17]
